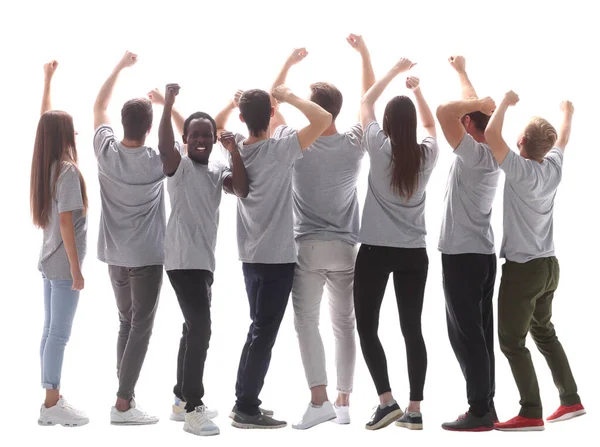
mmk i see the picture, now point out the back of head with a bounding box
[309,82,343,121]
[30,110,88,228]
[382,96,422,201]
[462,111,490,134]
[121,98,153,142]
[239,89,272,137]
[520,117,558,160]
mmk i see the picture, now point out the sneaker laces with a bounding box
[60,399,80,415]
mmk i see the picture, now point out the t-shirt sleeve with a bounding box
[56,164,84,213]
[170,142,188,187]
[454,133,497,169]
[500,149,538,189]
[421,136,440,170]
[272,124,295,139]
[345,123,365,152]
[271,129,303,167]
[93,125,116,158]
[363,121,388,155]
[218,160,233,184]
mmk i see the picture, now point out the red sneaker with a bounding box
[546,403,586,423]
[494,415,545,431]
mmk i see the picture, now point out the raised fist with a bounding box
[479,96,496,115]
[147,88,165,105]
[394,57,416,74]
[347,34,367,53]
[405,76,420,91]
[504,90,519,106]
[272,84,292,103]
[448,55,466,73]
[560,100,574,116]
[219,131,238,154]
[164,83,180,106]
[44,60,58,78]
[287,48,308,65]
[232,89,244,108]
[119,51,138,68]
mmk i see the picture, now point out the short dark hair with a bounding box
[184,112,217,137]
[462,111,490,133]
[309,82,343,121]
[239,89,271,137]
[121,98,153,141]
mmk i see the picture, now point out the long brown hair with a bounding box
[30,110,88,229]
[382,95,423,201]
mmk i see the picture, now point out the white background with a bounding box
[0,0,597,446]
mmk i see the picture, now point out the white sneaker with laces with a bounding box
[183,406,220,436]
[110,398,159,425]
[333,403,351,424]
[292,401,337,430]
[171,397,218,421]
[38,397,89,427]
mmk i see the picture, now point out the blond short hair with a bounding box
[522,117,558,160]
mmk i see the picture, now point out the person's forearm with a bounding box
[362,67,397,106]
[360,49,376,96]
[94,64,124,112]
[172,107,185,137]
[486,100,509,139]
[215,102,235,132]
[412,88,435,129]
[230,150,249,197]
[272,62,292,95]
[556,113,573,149]
[158,104,175,156]
[457,69,478,99]
[59,212,80,272]
[438,98,485,119]
[41,77,52,116]
[286,92,331,124]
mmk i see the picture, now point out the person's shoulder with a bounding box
[273,124,297,139]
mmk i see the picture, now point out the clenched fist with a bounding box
[406,76,420,91]
[479,96,496,115]
[119,51,138,68]
[272,85,292,103]
[164,83,180,106]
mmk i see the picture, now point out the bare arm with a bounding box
[436,97,495,149]
[484,91,520,164]
[272,86,332,150]
[406,77,436,138]
[269,48,309,136]
[220,132,249,197]
[148,88,185,137]
[556,101,574,150]
[41,61,58,115]
[59,212,84,291]
[449,56,478,99]
[347,34,376,120]
[157,84,182,176]
[93,51,138,129]
[360,57,416,129]
[215,90,243,136]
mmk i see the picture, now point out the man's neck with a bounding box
[121,138,145,148]
[321,122,338,137]
[244,130,270,145]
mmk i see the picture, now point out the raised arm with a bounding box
[436,97,495,149]
[214,90,243,136]
[406,76,436,138]
[555,100,574,151]
[93,51,138,129]
[360,57,415,129]
[148,88,185,137]
[272,85,332,150]
[269,48,308,136]
[220,131,249,198]
[41,61,58,116]
[347,34,376,120]
[449,56,478,99]
[484,91,520,164]
[157,84,182,176]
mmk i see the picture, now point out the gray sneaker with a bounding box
[229,404,274,419]
[231,408,286,429]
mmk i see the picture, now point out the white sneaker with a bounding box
[38,397,89,427]
[333,403,351,424]
[183,406,220,436]
[110,398,159,425]
[171,397,218,421]
[292,401,337,430]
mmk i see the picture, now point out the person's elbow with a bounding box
[235,184,249,199]
[317,110,333,131]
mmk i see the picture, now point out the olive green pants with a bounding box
[498,256,581,419]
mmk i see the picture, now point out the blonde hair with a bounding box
[521,117,558,160]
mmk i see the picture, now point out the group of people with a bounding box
[30,34,585,437]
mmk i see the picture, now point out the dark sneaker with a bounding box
[231,408,286,429]
[442,411,494,431]
[365,403,403,430]
[491,406,499,423]
[395,408,423,430]
[229,404,274,419]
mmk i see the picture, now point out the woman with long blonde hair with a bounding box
[31,60,89,427]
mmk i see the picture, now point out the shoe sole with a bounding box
[494,426,545,431]
[110,420,159,425]
[170,413,185,422]
[38,419,89,427]
[231,420,287,429]
[395,421,423,430]
[183,425,220,436]
[365,409,403,430]
[442,425,494,432]
[292,413,337,430]
[547,409,586,423]
[333,418,351,425]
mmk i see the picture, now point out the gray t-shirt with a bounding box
[358,120,439,248]
[273,124,365,245]
[38,162,88,280]
[224,131,303,264]
[93,125,166,267]
[439,133,500,255]
[499,147,564,263]
[165,142,231,272]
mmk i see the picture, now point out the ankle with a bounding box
[115,397,131,412]
[310,386,328,406]
[379,392,394,406]
[407,401,420,412]
[335,393,350,407]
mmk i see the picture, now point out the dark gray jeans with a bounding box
[108,264,163,401]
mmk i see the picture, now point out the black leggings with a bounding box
[353,244,428,401]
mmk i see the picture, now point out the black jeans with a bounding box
[167,269,213,412]
[235,263,295,415]
[442,253,496,416]
[353,244,428,401]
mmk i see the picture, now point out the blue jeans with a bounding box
[40,275,80,389]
